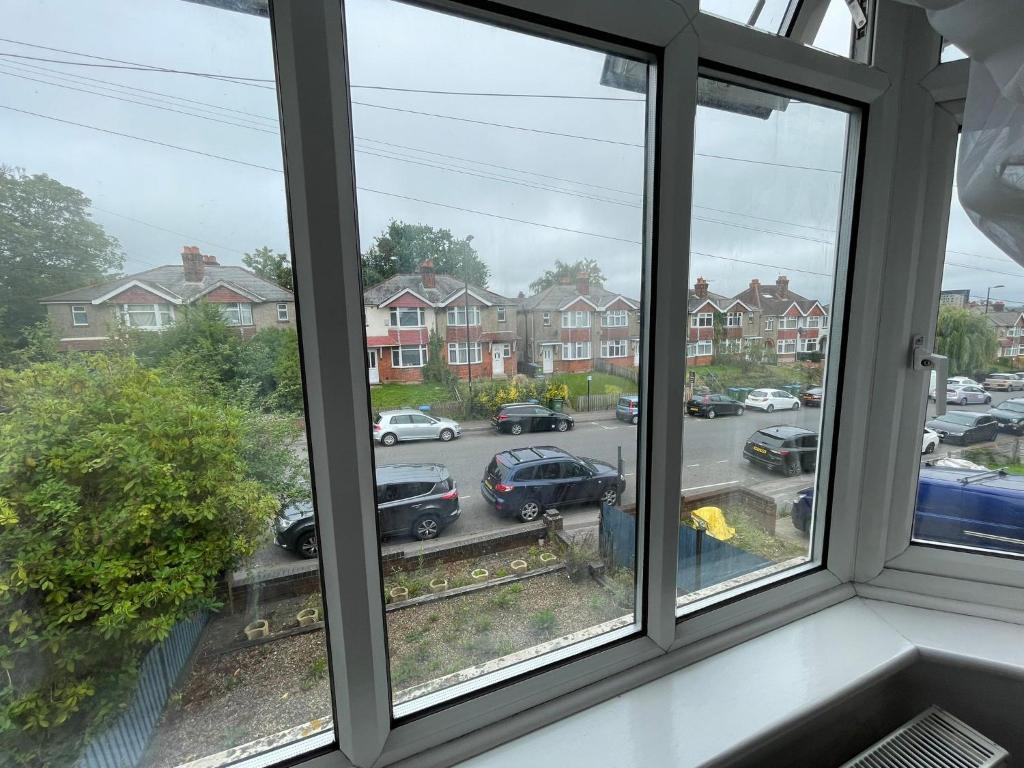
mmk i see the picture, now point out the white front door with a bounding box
[492,347,504,377]
[542,346,554,373]
[633,342,639,367]
[368,350,379,384]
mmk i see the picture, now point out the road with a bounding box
[241,388,1024,580]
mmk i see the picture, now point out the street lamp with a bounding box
[985,284,1005,314]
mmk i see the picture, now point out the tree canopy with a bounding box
[243,246,293,291]
[528,258,606,293]
[0,167,123,358]
[935,306,999,376]
[361,221,490,287]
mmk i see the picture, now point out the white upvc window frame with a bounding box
[542,311,551,326]
[497,305,506,322]
[562,341,592,360]
[765,317,775,331]
[601,339,628,358]
[602,309,628,327]
[695,339,713,357]
[220,301,254,327]
[277,302,289,321]
[726,312,743,327]
[390,345,427,368]
[390,306,426,327]
[447,341,482,364]
[121,302,174,330]
[778,316,799,329]
[269,0,895,766]
[71,304,89,326]
[446,305,481,326]
[561,309,591,328]
[690,311,713,327]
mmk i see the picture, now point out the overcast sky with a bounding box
[2,0,1021,311]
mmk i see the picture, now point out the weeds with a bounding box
[529,610,557,636]
[301,657,328,690]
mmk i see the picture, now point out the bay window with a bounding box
[122,303,174,329]
[690,312,713,327]
[391,345,428,367]
[562,342,592,360]
[726,312,743,326]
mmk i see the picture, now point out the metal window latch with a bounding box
[844,0,868,31]
[911,334,948,417]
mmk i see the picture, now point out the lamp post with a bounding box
[463,240,473,394]
[985,284,1005,314]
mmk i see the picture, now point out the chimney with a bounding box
[181,245,204,283]
[750,278,761,292]
[776,275,789,299]
[202,253,218,266]
[420,259,436,289]
[694,276,709,299]
[576,272,590,295]
[994,301,1006,313]
[517,291,525,299]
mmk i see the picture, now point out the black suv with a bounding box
[742,426,818,476]
[274,464,460,557]
[480,446,625,522]
[492,403,574,435]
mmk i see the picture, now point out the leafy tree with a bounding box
[243,246,293,291]
[0,355,277,766]
[935,306,999,376]
[711,311,729,364]
[422,329,453,385]
[235,327,302,410]
[528,258,606,293]
[0,167,123,359]
[361,221,489,287]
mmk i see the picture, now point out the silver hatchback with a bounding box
[373,409,462,447]
[946,384,991,406]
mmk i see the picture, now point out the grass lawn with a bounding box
[370,381,456,411]
[555,372,637,399]
[689,362,820,392]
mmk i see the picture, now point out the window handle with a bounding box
[912,334,948,417]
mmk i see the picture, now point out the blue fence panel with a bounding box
[76,611,208,768]
[599,503,636,571]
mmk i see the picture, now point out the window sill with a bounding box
[455,597,1024,768]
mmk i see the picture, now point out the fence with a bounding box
[574,392,622,412]
[418,400,466,420]
[594,359,639,385]
[76,611,208,768]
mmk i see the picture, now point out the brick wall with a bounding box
[376,349,424,383]
[556,358,593,374]
[204,286,253,303]
[46,303,120,350]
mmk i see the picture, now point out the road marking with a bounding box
[716,459,729,464]
[686,463,701,468]
[624,472,635,477]
[459,495,473,500]
[681,480,735,492]
[591,422,618,430]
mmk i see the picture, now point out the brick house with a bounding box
[517,275,640,375]
[686,277,754,366]
[983,308,1024,360]
[362,261,519,384]
[40,246,296,351]
[729,276,829,363]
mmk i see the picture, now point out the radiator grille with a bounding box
[842,706,1008,768]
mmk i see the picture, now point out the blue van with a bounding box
[792,467,1024,554]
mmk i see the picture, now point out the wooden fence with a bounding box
[76,612,208,768]
[574,392,622,412]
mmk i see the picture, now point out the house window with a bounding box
[601,340,628,358]
[446,305,480,326]
[122,303,174,329]
[447,342,482,364]
[822,314,829,327]
[561,341,591,360]
[277,303,289,321]
[497,305,506,322]
[542,312,551,326]
[726,312,743,327]
[806,316,821,328]
[220,302,254,327]
[561,310,590,328]
[777,339,797,354]
[390,306,425,327]
[686,343,696,357]
[798,338,818,353]
[695,340,713,356]
[71,305,89,326]
[602,310,628,327]
[391,345,428,367]
[500,343,511,358]
[690,312,713,328]
[778,317,799,329]
[765,317,775,331]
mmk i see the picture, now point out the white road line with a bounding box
[681,480,735,492]
[459,495,473,500]
[591,422,618,430]
[686,463,701,468]
[716,459,729,464]
[624,472,636,477]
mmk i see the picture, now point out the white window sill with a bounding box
[456,597,1024,768]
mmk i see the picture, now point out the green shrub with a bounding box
[529,610,558,636]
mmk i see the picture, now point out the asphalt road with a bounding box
[240,388,1024,580]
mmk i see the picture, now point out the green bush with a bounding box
[0,355,278,766]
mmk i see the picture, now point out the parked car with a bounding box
[794,468,1024,554]
[742,426,818,476]
[922,427,940,454]
[373,409,462,447]
[492,403,574,435]
[983,373,1024,391]
[800,387,824,407]
[616,395,640,425]
[929,374,982,399]
[924,411,1000,445]
[686,393,744,419]
[743,388,801,413]
[274,464,460,556]
[945,384,991,405]
[989,398,1024,434]
[480,446,625,522]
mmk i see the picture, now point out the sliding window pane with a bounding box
[343,0,648,714]
[677,77,854,609]
[0,2,333,766]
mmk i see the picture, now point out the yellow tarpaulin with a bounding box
[691,506,735,541]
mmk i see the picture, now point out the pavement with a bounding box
[239,390,1024,582]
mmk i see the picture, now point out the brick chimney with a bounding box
[181,246,204,283]
[750,278,761,293]
[576,272,590,295]
[994,301,1006,313]
[202,253,219,266]
[776,275,789,299]
[420,259,436,289]
[517,291,525,299]
[694,276,709,299]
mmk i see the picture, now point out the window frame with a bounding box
[121,302,174,330]
[277,302,290,321]
[446,305,481,326]
[71,304,89,326]
[497,305,506,322]
[220,301,254,327]
[391,345,428,368]
[270,0,893,766]
[391,306,426,327]
[602,309,628,327]
[447,341,482,364]
[601,339,628,358]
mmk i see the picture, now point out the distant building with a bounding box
[939,289,971,308]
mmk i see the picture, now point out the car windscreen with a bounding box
[941,412,979,426]
[1000,402,1024,413]
[754,431,787,447]
[374,413,383,424]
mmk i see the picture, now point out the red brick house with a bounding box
[729,276,829,362]
[983,308,1024,360]
[40,246,296,351]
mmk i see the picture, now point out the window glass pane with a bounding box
[679,76,853,609]
[0,2,331,765]
[701,0,792,34]
[812,0,854,57]
[913,138,1024,558]
[346,0,646,714]
[701,0,856,58]
[941,41,968,63]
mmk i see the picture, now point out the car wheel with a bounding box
[766,404,775,413]
[296,531,318,559]
[985,396,992,404]
[510,423,524,435]
[785,461,801,477]
[736,406,744,416]
[381,432,398,447]
[959,397,968,406]
[631,414,639,425]
[412,514,441,541]
[599,487,618,506]
[924,442,935,454]
[792,402,800,411]
[556,420,569,432]
[439,428,454,442]
[518,500,541,522]
[706,409,716,419]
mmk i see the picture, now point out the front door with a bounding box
[368,350,379,384]
[492,347,504,377]
[542,346,553,373]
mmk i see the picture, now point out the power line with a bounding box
[90,206,249,256]
[695,151,841,175]
[946,248,1017,265]
[349,84,644,101]
[945,259,1023,280]
[691,250,832,278]
[693,214,834,245]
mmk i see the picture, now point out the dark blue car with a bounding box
[791,467,1024,554]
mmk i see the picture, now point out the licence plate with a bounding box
[687,407,698,413]
[485,479,493,489]
[752,446,768,454]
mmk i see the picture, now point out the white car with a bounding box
[945,384,991,406]
[921,427,940,454]
[744,388,801,413]
[929,375,982,399]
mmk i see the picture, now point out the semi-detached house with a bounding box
[731,275,829,362]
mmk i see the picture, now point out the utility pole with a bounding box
[464,247,472,394]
